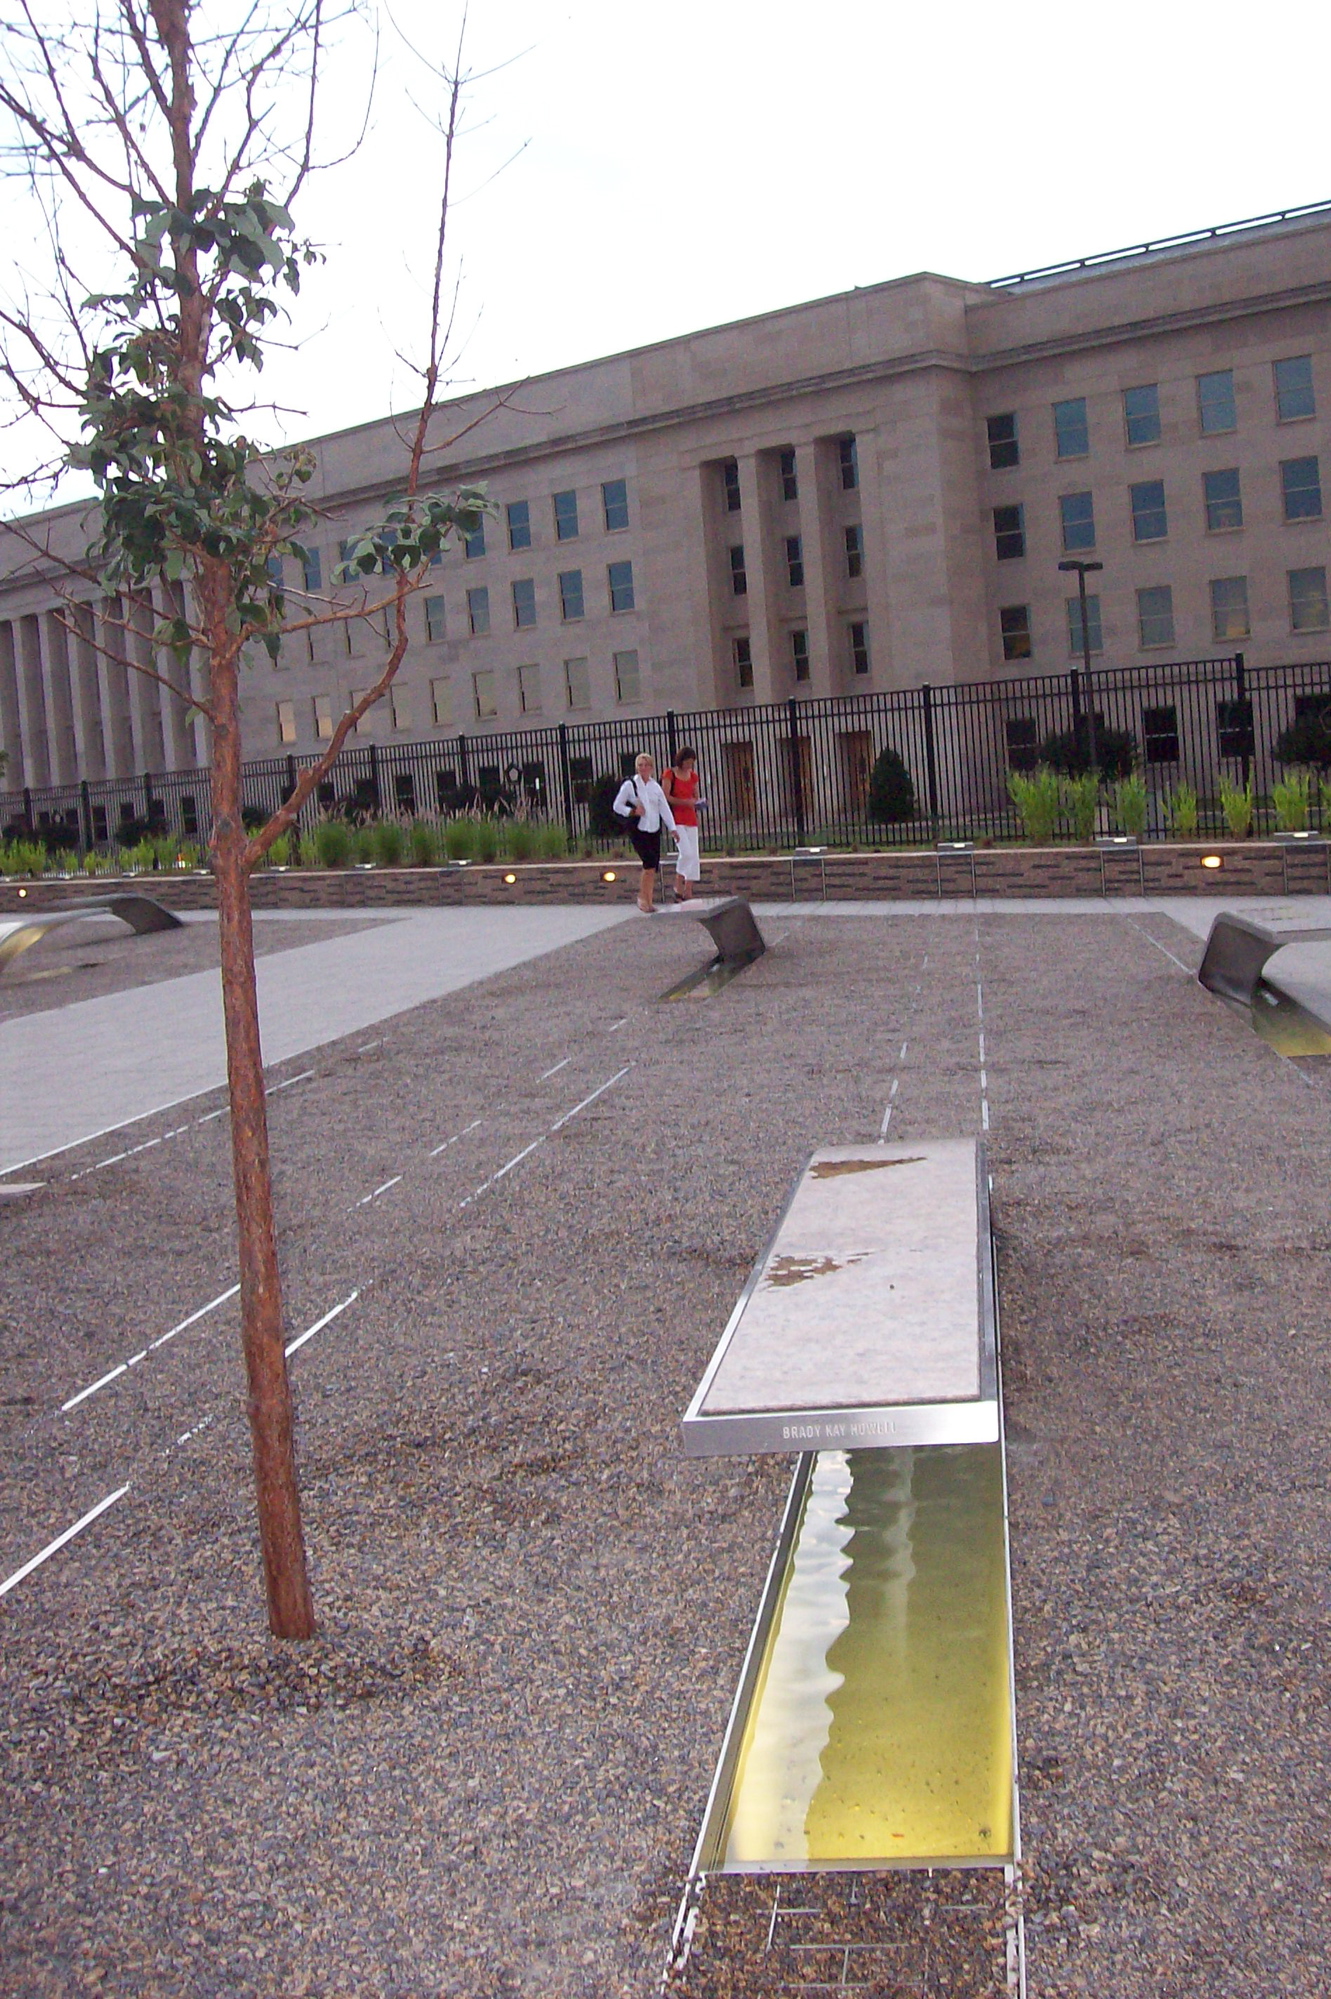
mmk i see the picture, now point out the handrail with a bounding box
[989,199,1331,290]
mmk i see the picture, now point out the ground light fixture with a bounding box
[1201,854,1224,869]
[601,869,617,883]
[502,872,517,885]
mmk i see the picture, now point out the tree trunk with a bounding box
[210,634,315,1639]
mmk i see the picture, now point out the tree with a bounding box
[1039,719,1137,784]
[0,1,487,1637]
[866,745,915,824]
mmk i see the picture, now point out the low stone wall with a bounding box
[1,840,1326,916]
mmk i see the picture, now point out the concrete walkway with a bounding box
[0,906,629,1175]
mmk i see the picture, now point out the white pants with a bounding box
[673,825,700,882]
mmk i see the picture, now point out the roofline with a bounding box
[988,198,1331,290]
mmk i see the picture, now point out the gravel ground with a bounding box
[2,902,1330,1996]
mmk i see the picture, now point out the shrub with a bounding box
[588,774,626,839]
[121,838,157,872]
[1040,720,1137,784]
[266,833,291,867]
[1007,767,1061,843]
[352,822,377,865]
[537,822,569,861]
[1060,772,1100,841]
[1272,771,1312,832]
[1163,782,1199,838]
[867,745,915,824]
[474,816,500,864]
[443,817,476,862]
[1218,775,1254,838]
[506,819,538,862]
[1111,773,1149,838]
[0,838,46,877]
[371,818,407,868]
[312,816,353,868]
[408,819,440,867]
[1274,712,1331,770]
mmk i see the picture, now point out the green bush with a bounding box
[474,816,500,864]
[506,819,538,862]
[352,823,377,865]
[371,818,407,867]
[1163,782,1199,838]
[312,816,353,868]
[1007,767,1061,843]
[1040,721,1138,784]
[121,838,157,872]
[537,822,569,860]
[1218,775,1254,838]
[1272,771,1312,831]
[266,833,291,867]
[443,817,477,862]
[867,745,915,824]
[0,839,46,877]
[1060,772,1100,841]
[1111,773,1149,837]
[408,819,440,867]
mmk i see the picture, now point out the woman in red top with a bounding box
[661,746,702,902]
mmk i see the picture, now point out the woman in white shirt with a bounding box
[613,753,677,913]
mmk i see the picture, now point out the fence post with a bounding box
[368,741,381,812]
[921,684,940,826]
[457,733,470,794]
[1235,650,1250,791]
[79,779,94,855]
[558,723,575,840]
[285,753,298,802]
[666,708,678,767]
[22,786,33,835]
[787,696,807,844]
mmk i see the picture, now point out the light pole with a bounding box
[1059,558,1103,777]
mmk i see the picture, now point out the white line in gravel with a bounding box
[549,1067,631,1132]
[265,1070,315,1095]
[61,1284,241,1412]
[539,1058,571,1079]
[0,1485,130,1600]
[429,1117,483,1157]
[607,1017,628,1032]
[353,1175,403,1209]
[460,1138,547,1208]
[69,1072,312,1178]
[285,1290,360,1358]
[1117,912,1193,976]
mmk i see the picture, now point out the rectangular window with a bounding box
[389,681,412,731]
[1142,705,1180,763]
[607,559,635,612]
[467,585,490,635]
[313,693,334,741]
[517,663,542,714]
[779,447,798,501]
[1059,491,1096,552]
[849,621,870,675]
[785,534,804,588]
[602,478,629,532]
[999,605,1032,661]
[424,593,446,643]
[1204,468,1243,531]
[722,458,742,512]
[553,489,580,540]
[791,629,810,681]
[1281,456,1323,521]
[844,523,864,578]
[1005,715,1039,772]
[430,677,451,728]
[1216,697,1254,759]
[1290,565,1330,632]
[1053,396,1089,458]
[614,648,641,702]
[734,635,753,688]
[350,688,372,735]
[472,669,497,719]
[1210,575,1251,641]
[463,520,486,559]
[1136,584,1176,648]
[1197,369,1236,434]
[1130,480,1168,542]
[558,569,584,620]
[276,699,296,745]
[1124,383,1161,446]
[512,577,537,628]
[393,771,416,815]
[301,546,323,593]
[1275,355,1316,422]
[987,413,1019,470]
[338,537,360,576]
[506,500,531,551]
[993,503,1025,560]
[563,656,590,710]
[838,436,859,490]
[1066,593,1104,656]
[730,544,747,596]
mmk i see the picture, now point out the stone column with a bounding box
[795,441,837,700]
[40,609,78,783]
[68,602,106,778]
[0,623,23,793]
[16,613,50,787]
[735,452,780,703]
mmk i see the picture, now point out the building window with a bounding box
[729,544,747,596]
[602,479,629,531]
[791,629,810,681]
[1136,584,1176,648]
[734,635,753,688]
[1005,715,1039,771]
[1216,698,1255,759]
[1290,565,1330,632]
[838,436,859,490]
[463,520,486,559]
[301,547,323,592]
[472,669,497,719]
[1281,456,1323,522]
[614,648,641,702]
[512,577,537,628]
[993,504,1025,560]
[558,569,584,620]
[1053,397,1089,458]
[1203,468,1243,532]
[849,621,870,675]
[507,500,531,551]
[1059,491,1096,552]
[1210,576,1250,641]
[844,524,864,578]
[424,594,446,643]
[276,699,296,745]
[1130,480,1168,542]
[722,458,742,512]
[785,535,804,588]
[607,559,635,612]
[779,447,798,501]
[1142,704,1180,763]
[467,585,490,635]
[350,687,372,734]
[1197,369,1236,434]
[999,605,1032,661]
[389,681,412,731]
[554,489,580,540]
[1124,383,1161,446]
[1066,593,1103,656]
[313,693,334,740]
[1275,355,1316,422]
[517,663,542,714]
[564,656,590,710]
[987,413,1019,470]
[430,677,450,728]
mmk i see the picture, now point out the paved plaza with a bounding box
[3,895,1331,1996]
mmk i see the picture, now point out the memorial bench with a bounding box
[0,894,184,976]
[1197,908,1331,1008]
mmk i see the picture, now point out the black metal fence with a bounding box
[5,650,1331,854]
